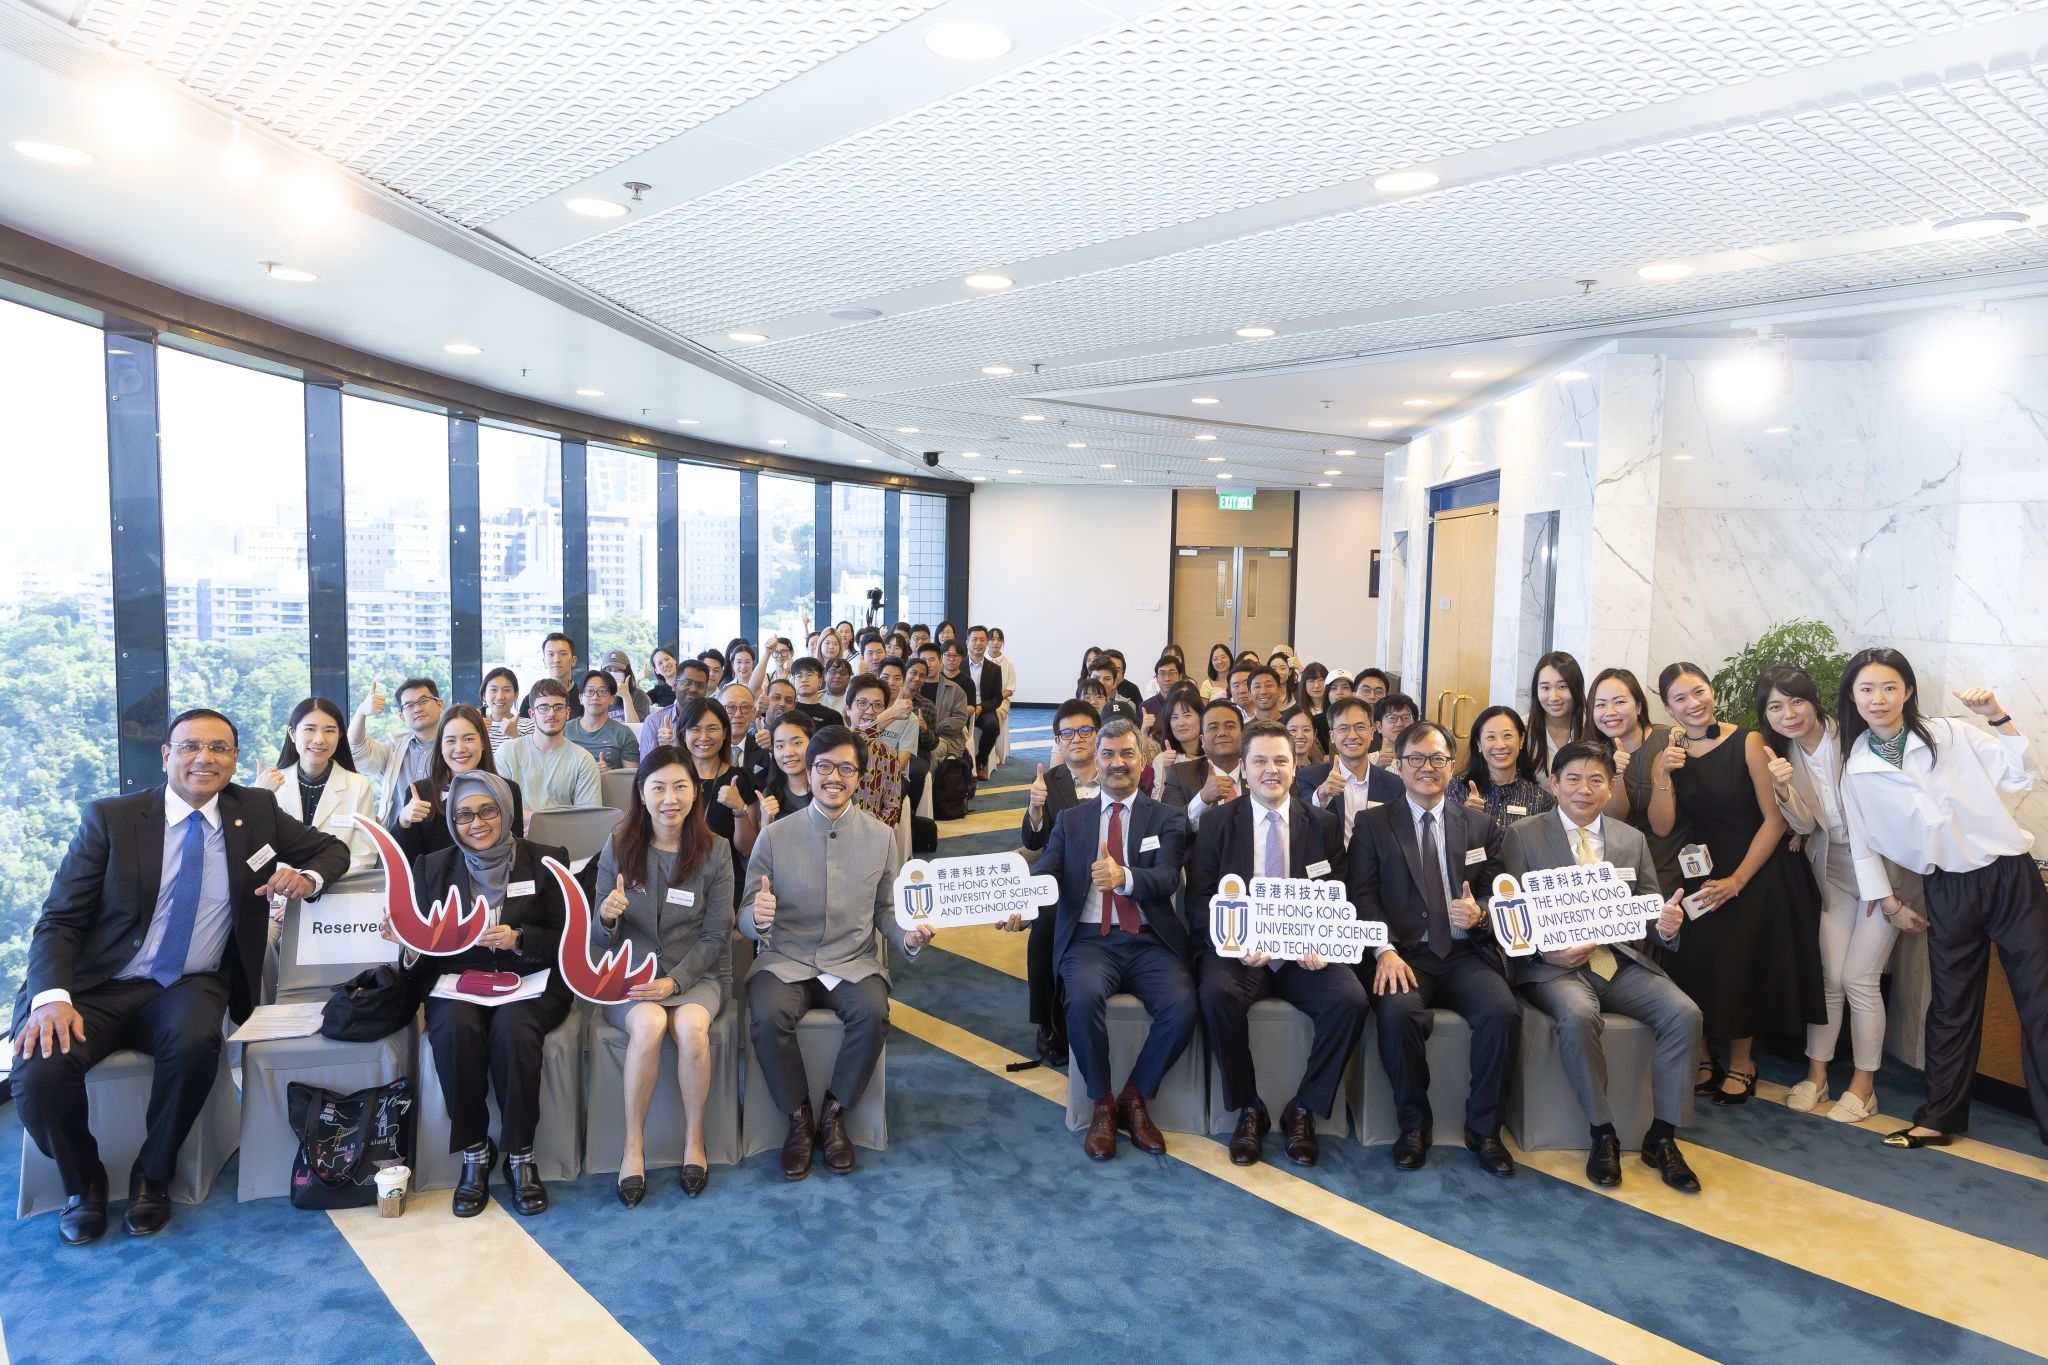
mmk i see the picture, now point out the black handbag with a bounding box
[321,964,418,1042]
[287,1078,414,1210]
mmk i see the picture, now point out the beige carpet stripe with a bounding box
[1753,1079,2048,1185]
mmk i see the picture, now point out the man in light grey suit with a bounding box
[1502,741,1702,1193]
[741,725,935,1180]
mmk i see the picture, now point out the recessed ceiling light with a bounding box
[676,418,698,425]
[964,272,1014,291]
[896,426,920,433]
[1122,479,1134,484]
[1235,326,1277,339]
[1006,469,1021,475]
[1066,442,1087,449]
[567,197,629,218]
[11,139,94,166]
[1762,426,1790,434]
[1206,456,1226,462]
[767,439,789,447]
[1191,396,1221,405]
[575,387,605,397]
[1215,473,1233,480]
[1315,482,1332,488]
[1333,448,1357,455]
[1671,451,1694,461]
[1098,462,1116,469]
[1323,469,1342,476]
[1193,433,1218,441]
[817,390,848,398]
[727,330,768,344]
[1550,470,1567,477]
[1366,419,1394,428]
[260,261,317,283]
[855,457,872,463]
[924,20,1012,61]
[1372,169,1440,194]
[1449,369,1485,379]
[1636,260,1694,281]
[1401,398,1433,407]
[967,474,989,482]
[286,169,344,224]
[1562,441,1592,448]
[1557,370,1589,380]
[961,451,982,458]
[442,342,481,356]
[1018,413,1045,422]
[981,364,1015,376]
[1932,210,2031,238]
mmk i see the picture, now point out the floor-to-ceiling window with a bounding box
[899,491,949,626]
[831,484,886,629]
[586,442,661,675]
[479,425,563,683]
[757,474,816,646]
[342,394,450,733]
[676,465,741,657]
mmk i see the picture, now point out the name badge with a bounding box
[1307,859,1331,877]
[508,880,536,898]
[1139,835,1161,852]
[1464,848,1486,866]
[666,887,696,907]
[1616,866,1637,882]
[1505,804,1528,815]
[246,843,275,871]
[1075,784,1100,800]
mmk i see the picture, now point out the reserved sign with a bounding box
[1486,863,1664,956]
[1208,874,1385,964]
[894,852,1058,930]
[294,888,400,968]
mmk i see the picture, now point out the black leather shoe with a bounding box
[123,1174,172,1236]
[1392,1128,1431,1170]
[452,1140,496,1218]
[506,1149,548,1215]
[1641,1136,1701,1193]
[58,1175,108,1246]
[1282,1104,1320,1167]
[1228,1106,1270,1166]
[781,1102,816,1181]
[1465,1130,1515,1179]
[680,1164,708,1198]
[615,1173,646,1208]
[1585,1133,1623,1187]
[818,1095,856,1175]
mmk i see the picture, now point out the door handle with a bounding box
[1449,693,1475,739]
[1434,689,1454,724]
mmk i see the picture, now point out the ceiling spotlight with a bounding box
[1913,307,2009,398]
[1216,473,1234,480]
[1372,169,1440,194]
[220,134,263,186]
[1006,469,1021,474]
[1316,482,1332,488]
[727,330,768,344]
[1018,413,1045,422]
[1098,462,1116,469]
[968,474,989,482]
[924,21,1013,61]
[1333,448,1357,455]
[676,418,699,425]
[1557,370,1589,380]
[260,261,317,283]
[1932,210,2031,238]
[1191,396,1221,405]
[964,272,1014,291]
[567,197,629,218]
[286,169,345,224]
[1066,442,1087,449]
[1323,469,1342,477]
[817,390,848,398]
[961,451,983,458]
[1366,419,1393,428]
[575,387,605,397]
[1205,456,1226,462]
[1235,326,1277,339]
[1762,426,1789,434]
[96,80,174,150]
[1671,451,1695,462]
[1710,328,1789,409]
[855,457,873,464]
[11,139,94,166]
[1401,398,1433,407]
[1449,369,1485,379]
[896,426,920,433]
[1636,260,1694,281]
[981,364,1015,376]
[766,439,789,447]
[1193,433,1218,441]
[442,342,482,356]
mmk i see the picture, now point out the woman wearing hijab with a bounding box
[408,770,573,1218]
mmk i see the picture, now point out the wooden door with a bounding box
[1238,548,1294,660]
[1173,547,1238,655]
[1423,504,1498,743]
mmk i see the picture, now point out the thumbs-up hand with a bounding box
[753,875,777,930]
[1318,763,1346,802]
[398,783,431,828]
[1656,888,1684,938]
[1028,763,1048,818]
[1766,755,1793,791]
[1090,855,1122,893]
[1463,785,1486,811]
[360,678,386,716]
[255,765,285,792]
[601,875,629,925]
[658,718,675,747]
[717,780,747,814]
[596,751,611,773]
[1449,880,1485,931]
[1953,687,2003,719]
[758,793,780,823]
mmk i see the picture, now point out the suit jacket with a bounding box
[1159,755,1313,814]
[15,784,352,1027]
[1020,763,1096,857]
[1500,812,1675,986]
[266,763,380,878]
[960,657,1005,710]
[1184,796,1346,956]
[1299,759,1405,814]
[919,679,971,760]
[1344,797,1505,968]
[738,801,911,986]
[1040,790,1190,968]
[407,838,569,981]
[353,730,437,825]
[593,832,736,994]
[394,779,527,864]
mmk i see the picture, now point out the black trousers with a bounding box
[423,989,572,1154]
[748,974,891,1115]
[1027,907,1067,1044]
[973,710,1001,767]
[1919,854,2048,1140]
[1200,955,1369,1118]
[907,754,930,810]
[1366,943,1520,1137]
[14,974,228,1195]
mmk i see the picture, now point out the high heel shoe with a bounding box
[1712,1069,1758,1106]
[616,1172,646,1208]
[1693,1060,1725,1097]
[680,1164,708,1198]
[1882,1127,1953,1149]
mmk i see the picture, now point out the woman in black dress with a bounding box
[677,697,756,903]
[1647,662,1823,1105]
[755,710,816,824]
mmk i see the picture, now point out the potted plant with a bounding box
[1710,620,1850,728]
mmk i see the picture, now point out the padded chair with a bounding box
[526,804,623,873]
[583,996,743,1173]
[18,1049,241,1218]
[410,1004,587,1190]
[739,1009,888,1157]
[1351,1009,1471,1146]
[1503,1002,1657,1151]
[989,704,1012,770]
[239,879,415,1201]
[1204,998,1352,1139]
[1064,994,1207,1135]
[600,768,636,814]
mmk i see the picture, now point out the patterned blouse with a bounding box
[1446,774,1557,839]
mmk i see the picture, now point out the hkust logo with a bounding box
[1209,874,1251,954]
[901,867,935,923]
[1488,873,1535,955]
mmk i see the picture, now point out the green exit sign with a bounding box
[1216,489,1256,511]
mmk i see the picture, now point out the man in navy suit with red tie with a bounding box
[1036,719,1195,1159]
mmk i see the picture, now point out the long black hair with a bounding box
[1837,647,1937,755]
[1459,705,1535,790]
[1755,663,1830,759]
[275,697,359,772]
[1525,650,1587,773]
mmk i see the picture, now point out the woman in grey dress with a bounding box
[593,745,734,1205]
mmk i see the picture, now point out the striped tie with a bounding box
[1575,824,1618,981]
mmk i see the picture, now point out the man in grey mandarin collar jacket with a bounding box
[740,724,933,1180]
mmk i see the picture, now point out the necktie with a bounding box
[153,813,208,987]
[1574,824,1619,981]
[1263,811,1286,970]
[1420,811,1451,958]
[1102,802,1140,935]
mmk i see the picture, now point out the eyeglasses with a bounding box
[1056,726,1097,741]
[1331,723,1371,738]
[531,703,570,718]
[1399,754,1454,771]
[810,759,860,779]
[170,740,237,757]
[452,804,503,827]
[398,698,437,714]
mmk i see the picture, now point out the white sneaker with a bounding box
[1828,1091,1878,1124]
[1785,1079,1829,1112]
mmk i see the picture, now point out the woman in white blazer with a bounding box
[257,697,381,878]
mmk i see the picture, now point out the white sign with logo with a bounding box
[295,888,402,967]
[893,852,1059,931]
[1207,874,1384,964]
[1485,863,1665,957]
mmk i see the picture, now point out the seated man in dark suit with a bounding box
[1302,694,1405,847]
[1503,742,1700,1192]
[1345,719,1519,1177]
[11,709,351,1244]
[1039,720,1195,1160]
[1014,699,1103,1066]
[1186,723,1369,1167]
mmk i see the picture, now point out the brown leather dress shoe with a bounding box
[1116,1085,1167,1154]
[781,1101,816,1180]
[1084,1098,1118,1160]
[818,1095,856,1175]
[1228,1106,1270,1165]
[1281,1104,1319,1167]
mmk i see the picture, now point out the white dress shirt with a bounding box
[1314,759,1386,843]
[1184,761,1244,830]
[1078,793,1139,925]
[1558,807,1604,862]
[1839,719,2038,900]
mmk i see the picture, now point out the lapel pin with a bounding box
[234,818,244,828]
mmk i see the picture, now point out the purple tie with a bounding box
[1264,809,1284,880]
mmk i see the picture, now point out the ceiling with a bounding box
[6,0,2048,492]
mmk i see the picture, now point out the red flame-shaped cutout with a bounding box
[547,856,659,1003]
[356,815,488,956]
